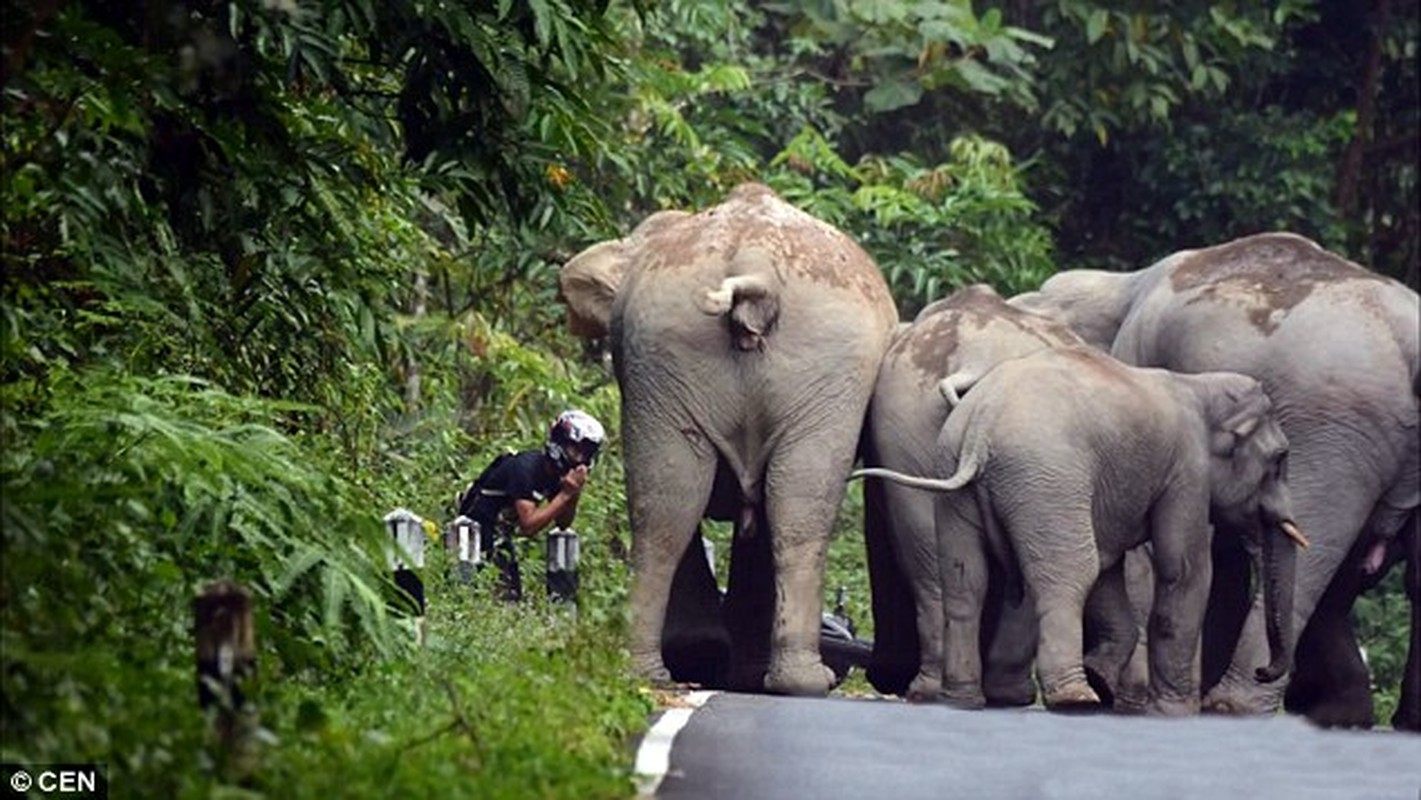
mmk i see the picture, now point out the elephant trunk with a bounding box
[1255,519,1304,683]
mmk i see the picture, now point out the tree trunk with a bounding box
[1334,0,1390,218]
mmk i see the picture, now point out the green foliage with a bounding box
[1353,567,1410,727]
[560,1,1056,318]
[1034,1,1305,142]
[1,1,643,791]
[1010,0,1417,284]
[770,129,1055,313]
[255,581,650,799]
[791,0,1051,114]
[1129,107,1355,257]
[2,0,1415,790]
[0,371,405,772]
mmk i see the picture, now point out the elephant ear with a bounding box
[559,240,630,339]
[1211,380,1271,455]
[559,210,692,338]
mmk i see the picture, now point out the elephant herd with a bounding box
[558,183,1419,731]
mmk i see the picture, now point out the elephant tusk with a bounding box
[1279,520,1310,550]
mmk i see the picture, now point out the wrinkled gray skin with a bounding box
[559,184,897,695]
[862,284,1086,702]
[857,346,1304,714]
[1011,232,1420,725]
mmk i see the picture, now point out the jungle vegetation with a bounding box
[2,0,1415,796]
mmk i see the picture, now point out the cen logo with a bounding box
[2,764,107,798]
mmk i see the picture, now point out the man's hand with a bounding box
[561,464,589,496]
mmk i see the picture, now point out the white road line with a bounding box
[634,690,717,797]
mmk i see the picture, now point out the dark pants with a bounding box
[490,538,522,603]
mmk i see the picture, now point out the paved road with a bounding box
[639,691,1421,800]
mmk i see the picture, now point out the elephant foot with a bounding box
[1146,693,1200,717]
[937,690,983,710]
[1394,674,1420,731]
[1110,682,1150,715]
[1290,685,1376,729]
[1201,681,1277,716]
[1043,682,1101,712]
[943,682,989,713]
[1392,705,1421,733]
[866,658,916,697]
[634,651,675,687]
[983,676,1037,708]
[906,673,943,704]
[1303,701,1376,730]
[764,661,834,697]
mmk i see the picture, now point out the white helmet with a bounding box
[546,409,605,472]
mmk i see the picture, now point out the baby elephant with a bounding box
[855,346,1308,715]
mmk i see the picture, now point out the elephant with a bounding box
[855,345,1308,714]
[558,183,898,695]
[1283,515,1419,730]
[861,284,1087,703]
[1010,232,1420,726]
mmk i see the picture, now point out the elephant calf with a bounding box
[862,284,1085,703]
[855,346,1308,714]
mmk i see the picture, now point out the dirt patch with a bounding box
[637,183,893,308]
[897,286,1080,378]
[1169,233,1374,333]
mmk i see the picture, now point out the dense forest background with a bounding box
[3,0,1416,796]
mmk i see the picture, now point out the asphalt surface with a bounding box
[647,692,1421,800]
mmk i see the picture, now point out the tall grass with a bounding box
[255,563,651,799]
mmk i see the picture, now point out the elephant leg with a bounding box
[886,487,949,702]
[1110,546,1154,714]
[1011,514,1099,710]
[981,578,1038,707]
[723,508,775,691]
[863,473,919,696]
[1146,493,1212,716]
[937,495,990,709]
[1204,468,1377,715]
[759,438,854,696]
[625,418,718,685]
[1083,557,1138,709]
[1283,553,1376,729]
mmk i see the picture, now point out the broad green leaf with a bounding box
[1087,9,1108,44]
[864,77,925,112]
[951,58,1008,95]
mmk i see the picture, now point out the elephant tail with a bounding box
[848,453,981,492]
[695,274,780,352]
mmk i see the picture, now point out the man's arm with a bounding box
[555,492,580,528]
[511,465,588,536]
[512,493,576,537]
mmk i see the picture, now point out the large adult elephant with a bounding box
[857,346,1307,714]
[559,183,898,695]
[862,284,1085,702]
[1010,232,1420,724]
